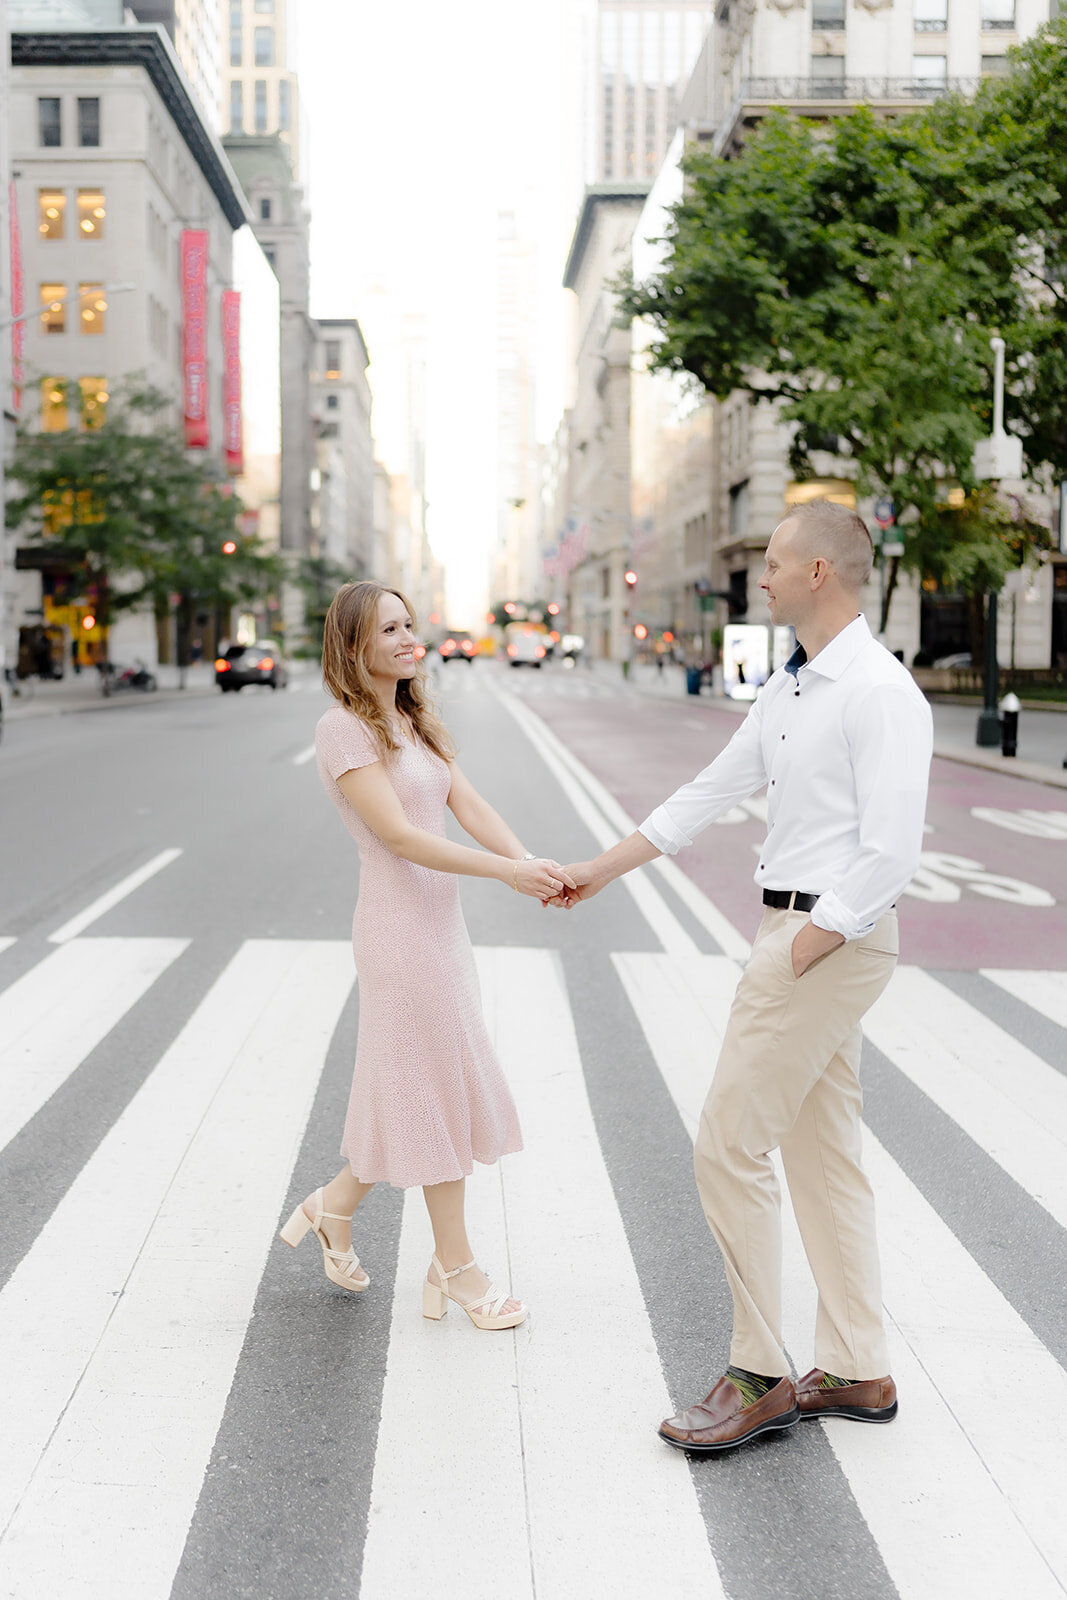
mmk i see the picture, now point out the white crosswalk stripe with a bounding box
[0,921,1063,1598]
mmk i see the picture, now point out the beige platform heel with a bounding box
[279,1188,370,1292]
[422,1254,526,1329]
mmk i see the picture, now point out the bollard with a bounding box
[999,691,1020,758]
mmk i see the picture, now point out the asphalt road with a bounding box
[0,660,1065,1600]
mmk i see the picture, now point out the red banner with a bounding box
[221,289,243,475]
[181,229,209,448]
[10,179,24,412]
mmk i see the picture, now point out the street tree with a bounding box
[620,38,1066,640]
[5,381,281,679]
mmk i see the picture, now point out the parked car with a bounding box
[215,642,289,691]
[437,631,477,664]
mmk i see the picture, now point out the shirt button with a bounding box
[771,780,776,786]
[781,734,786,741]
[758,863,764,870]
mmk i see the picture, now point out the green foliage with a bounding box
[5,381,281,643]
[293,553,353,654]
[621,24,1067,601]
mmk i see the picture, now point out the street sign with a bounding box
[882,538,905,557]
[874,497,895,529]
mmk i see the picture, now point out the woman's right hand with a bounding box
[512,857,577,900]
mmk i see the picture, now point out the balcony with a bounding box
[737,75,979,102]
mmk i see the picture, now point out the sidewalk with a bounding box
[586,657,1067,790]
[1,662,218,720]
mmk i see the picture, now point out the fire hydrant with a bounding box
[999,691,1021,758]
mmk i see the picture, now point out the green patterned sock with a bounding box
[726,1365,779,1405]
[818,1371,853,1390]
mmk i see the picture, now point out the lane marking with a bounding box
[0,939,355,1598]
[983,967,1067,1031]
[492,679,750,960]
[0,937,188,1152]
[0,938,15,956]
[864,968,1067,1230]
[618,950,1067,1600]
[359,949,723,1600]
[48,848,183,944]
[292,743,316,766]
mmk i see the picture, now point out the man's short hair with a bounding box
[782,499,874,592]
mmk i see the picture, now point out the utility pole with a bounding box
[971,335,1024,748]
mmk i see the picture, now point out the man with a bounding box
[555,500,932,1453]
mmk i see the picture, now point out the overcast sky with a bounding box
[297,0,589,621]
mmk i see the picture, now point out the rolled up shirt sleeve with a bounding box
[639,696,770,855]
[810,684,933,940]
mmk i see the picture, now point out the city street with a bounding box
[0,660,1065,1600]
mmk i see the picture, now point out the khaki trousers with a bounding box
[693,906,898,1381]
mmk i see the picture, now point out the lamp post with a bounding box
[971,335,1023,748]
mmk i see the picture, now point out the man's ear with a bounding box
[809,558,832,591]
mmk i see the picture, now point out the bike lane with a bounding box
[523,690,1067,971]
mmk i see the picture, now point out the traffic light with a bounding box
[624,569,637,589]
[547,602,560,616]
[633,623,648,640]
[222,540,237,555]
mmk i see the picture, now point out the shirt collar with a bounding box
[794,614,871,681]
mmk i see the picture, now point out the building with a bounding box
[593,1,713,181]
[222,0,300,177]
[310,317,375,577]
[625,0,1063,669]
[222,130,312,563]
[127,1,223,131]
[560,181,650,660]
[7,23,262,668]
[490,209,541,608]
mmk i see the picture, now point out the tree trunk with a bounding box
[879,555,901,636]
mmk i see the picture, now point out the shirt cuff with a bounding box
[810,891,875,942]
[638,806,691,857]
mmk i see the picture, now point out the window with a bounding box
[41,379,69,432]
[911,53,948,87]
[79,378,108,430]
[254,25,274,64]
[259,195,272,220]
[229,80,243,132]
[254,0,274,9]
[40,284,67,334]
[728,482,750,541]
[254,79,268,132]
[79,283,106,335]
[38,97,62,146]
[229,0,242,64]
[812,0,846,28]
[38,189,66,240]
[262,244,276,268]
[811,55,846,94]
[914,0,947,26]
[326,393,339,410]
[78,190,106,238]
[77,97,100,146]
[982,0,1015,24]
[278,78,291,130]
[981,52,1010,72]
[325,339,342,376]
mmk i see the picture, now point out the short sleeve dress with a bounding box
[315,703,523,1189]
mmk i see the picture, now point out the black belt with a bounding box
[763,889,820,912]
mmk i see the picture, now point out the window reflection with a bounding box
[39,189,66,239]
[40,283,67,333]
[78,189,106,238]
[80,283,107,335]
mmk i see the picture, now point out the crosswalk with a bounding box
[1,698,1065,1600]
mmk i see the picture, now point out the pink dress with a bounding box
[315,703,523,1189]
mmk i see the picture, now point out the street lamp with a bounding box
[972,335,1024,748]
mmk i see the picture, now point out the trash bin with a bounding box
[686,666,702,696]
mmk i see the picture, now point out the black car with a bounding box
[215,642,289,691]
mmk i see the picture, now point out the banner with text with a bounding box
[221,289,242,475]
[181,229,209,449]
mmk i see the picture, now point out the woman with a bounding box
[280,581,572,1330]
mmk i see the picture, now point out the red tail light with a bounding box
[507,644,517,657]
[535,647,545,658]
[216,659,230,671]
[462,640,475,653]
[258,657,274,670]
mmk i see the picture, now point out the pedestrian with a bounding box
[552,500,932,1451]
[280,580,573,1330]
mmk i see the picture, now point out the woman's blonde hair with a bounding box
[321,581,454,762]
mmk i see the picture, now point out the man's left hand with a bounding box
[791,921,845,978]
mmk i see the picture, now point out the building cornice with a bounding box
[563,182,651,290]
[11,28,251,229]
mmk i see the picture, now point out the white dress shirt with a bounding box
[639,616,933,940]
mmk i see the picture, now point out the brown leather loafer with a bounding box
[796,1369,898,1423]
[658,1375,800,1454]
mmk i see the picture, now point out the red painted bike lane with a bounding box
[528,690,1067,972]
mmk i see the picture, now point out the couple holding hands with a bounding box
[281,498,932,1456]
